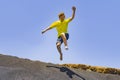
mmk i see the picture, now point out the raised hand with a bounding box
[72,6,76,11]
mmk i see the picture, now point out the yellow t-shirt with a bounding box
[50,18,71,37]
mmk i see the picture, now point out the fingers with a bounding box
[72,6,76,11]
[41,30,45,34]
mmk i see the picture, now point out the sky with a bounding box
[0,0,120,68]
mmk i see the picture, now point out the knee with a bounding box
[61,33,65,36]
[61,33,66,39]
[56,42,61,48]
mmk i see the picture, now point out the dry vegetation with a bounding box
[0,54,120,77]
[61,64,120,75]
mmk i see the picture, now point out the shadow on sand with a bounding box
[46,65,86,80]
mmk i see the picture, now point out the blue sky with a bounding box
[0,0,120,68]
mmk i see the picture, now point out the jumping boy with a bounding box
[42,6,76,60]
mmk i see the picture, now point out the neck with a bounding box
[60,19,64,22]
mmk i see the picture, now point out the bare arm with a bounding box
[42,21,58,34]
[41,27,52,34]
[70,6,76,21]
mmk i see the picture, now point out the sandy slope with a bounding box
[0,54,120,80]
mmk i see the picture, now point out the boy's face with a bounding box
[59,14,65,21]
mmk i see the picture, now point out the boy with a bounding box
[42,6,76,60]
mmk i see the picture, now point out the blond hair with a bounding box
[58,12,64,18]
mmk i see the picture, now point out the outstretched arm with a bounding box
[70,6,76,21]
[41,27,52,34]
[42,21,57,34]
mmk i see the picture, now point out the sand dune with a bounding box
[0,54,120,80]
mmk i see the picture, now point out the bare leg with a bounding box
[61,33,68,50]
[56,42,63,60]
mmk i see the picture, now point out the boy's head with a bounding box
[58,12,65,21]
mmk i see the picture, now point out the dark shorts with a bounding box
[56,33,69,44]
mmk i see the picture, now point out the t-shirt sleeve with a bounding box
[49,21,58,29]
[66,18,72,23]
